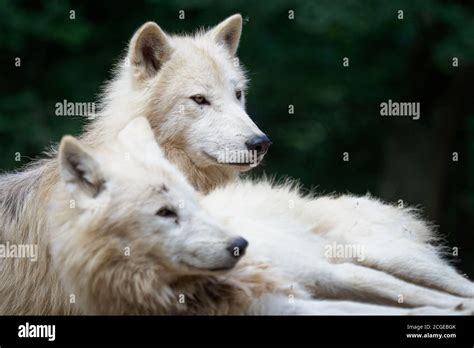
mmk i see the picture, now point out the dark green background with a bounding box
[1,0,473,276]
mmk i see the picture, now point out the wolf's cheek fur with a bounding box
[176,106,264,168]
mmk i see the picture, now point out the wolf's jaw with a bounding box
[161,146,238,193]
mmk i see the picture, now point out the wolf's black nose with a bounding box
[227,237,249,258]
[245,134,272,156]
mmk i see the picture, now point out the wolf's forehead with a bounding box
[171,38,245,86]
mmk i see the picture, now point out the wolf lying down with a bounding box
[11,118,469,315]
[0,15,473,315]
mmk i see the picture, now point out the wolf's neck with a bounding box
[80,69,142,147]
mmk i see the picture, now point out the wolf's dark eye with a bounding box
[156,207,177,218]
[190,94,210,105]
[235,90,242,100]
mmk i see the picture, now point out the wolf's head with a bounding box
[51,118,248,311]
[123,15,270,191]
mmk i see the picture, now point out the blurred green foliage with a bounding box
[0,0,473,275]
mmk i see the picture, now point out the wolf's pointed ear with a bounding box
[129,22,172,78]
[59,136,104,198]
[117,117,165,163]
[208,14,242,55]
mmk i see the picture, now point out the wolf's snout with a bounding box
[226,237,249,258]
[245,134,271,157]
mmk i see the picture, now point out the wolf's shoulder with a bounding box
[0,158,57,222]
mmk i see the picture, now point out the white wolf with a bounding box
[1,117,276,314]
[1,14,473,313]
[82,14,270,193]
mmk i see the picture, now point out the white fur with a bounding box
[50,119,471,315]
[201,179,474,312]
[1,15,472,316]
